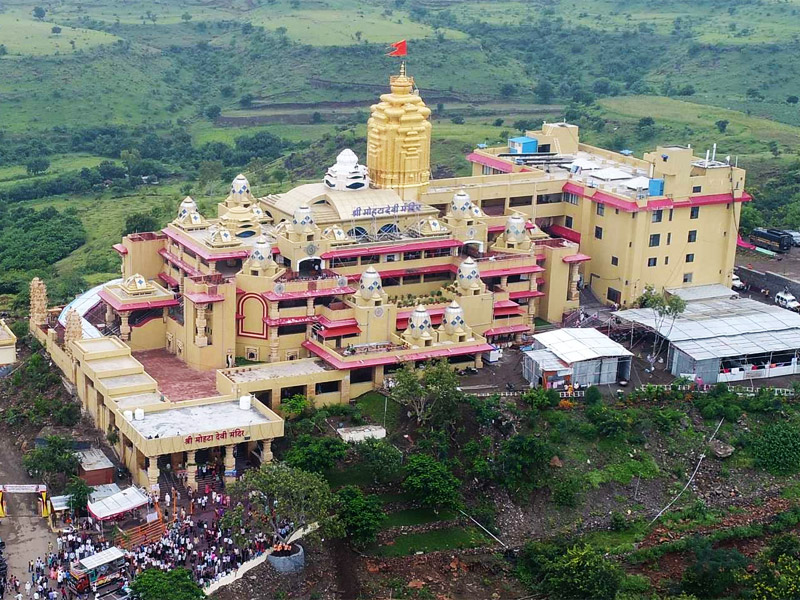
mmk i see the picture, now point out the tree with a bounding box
[123,213,159,235]
[788,95,799,105]
[271,167,288,186]
[355,438,403,483]
[390,359,461,427]
[220,85,234,98]
[768,140,780,157]
[239,93,255,108]
[715,119,729,133]
[51,26,62,34]
[681,539,746,598]
[450,115,465,124]
[130,568,204,600]
[533,80,555,103]
[33,6,46,20]
[635,285,686,359]
[0,44,7,56]
[493,118,504,127]
[402,454,461,510]
[495,434,553,491]
[739,202,764,234]
[311,111,323,124]
[284,434,347,473]
[65,476,93,517]
[336,485,385,548]
[635,116,656,140]
[26,158,50,176]
[197,160,224,195]
[181,12,192,23]
[205,105,221,119]
[545,544,623,600]
[500,83,517,98]
[223,463,341,546]
[280,394,308,419]
[23,435,79,490]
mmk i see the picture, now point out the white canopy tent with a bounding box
[87,486,149,521]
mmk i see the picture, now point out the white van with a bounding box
[731,274,745,291]
[775,291,800,311]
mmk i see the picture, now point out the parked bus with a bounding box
[68,547,128,595]
[749,228,793,253]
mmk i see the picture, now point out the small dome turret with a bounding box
[231,174,250,197]
[292,204,315,229]
[407,305,432,340]
[443,300,465,335]
[178,196,198,217]
[450,190,471,221]
[359,266,383,300]
[457,257,480,291]
[505,214,528,244]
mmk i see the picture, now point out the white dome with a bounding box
[292,204,314,228]
[178,196,198,217]
[443,300,465,335]
[457,257,480,290]
[359,266,382,300]
[248,235,272,265]
[231,174,250,196]
[336,149,359,168]
[407,305,431,340]
[323,148,370,191]
[505,214,528,243]
[450,190,472,221]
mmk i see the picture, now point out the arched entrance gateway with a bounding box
[0,484,50,518]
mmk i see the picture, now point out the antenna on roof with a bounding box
[705,149,710,165]
[725,155,731,165]
[712,143,717,162]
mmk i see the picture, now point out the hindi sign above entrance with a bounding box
[183,428,247,446]
[351,202,422,218]
[0,485,47,493]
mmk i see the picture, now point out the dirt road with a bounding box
[0,440,55,583]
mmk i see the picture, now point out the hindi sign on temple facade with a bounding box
[351,202,422,218]
[183,428,247,446]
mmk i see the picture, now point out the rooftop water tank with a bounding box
[134,408,145,421]
[239,394,252,410]
[123,410,133,421]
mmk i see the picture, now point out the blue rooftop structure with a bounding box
[508,136,538,154]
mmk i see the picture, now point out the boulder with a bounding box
[710,439,735,459]
[550,455,563,468]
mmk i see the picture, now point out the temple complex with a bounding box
[30,64,748,491]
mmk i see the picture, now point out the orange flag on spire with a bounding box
[387,40,407,57]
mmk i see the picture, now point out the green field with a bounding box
[0,12,119,55]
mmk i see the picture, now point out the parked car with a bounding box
[785,230,800,246]
[731,274,745,291]
[775,291,800,311]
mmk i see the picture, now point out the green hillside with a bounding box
[2,0,800,310]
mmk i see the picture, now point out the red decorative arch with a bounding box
[237,293,268,339]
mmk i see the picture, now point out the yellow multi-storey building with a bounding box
[464,123,749,306]
[29,65,748,491]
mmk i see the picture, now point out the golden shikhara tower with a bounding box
[367,63,432,201]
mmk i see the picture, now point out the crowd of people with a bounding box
[1,480,283,599]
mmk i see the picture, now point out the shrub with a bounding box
[609,511,629,531]
[402,454,462,510]
[764,533,800,563]
[495,434,553,491]
[586,404,632,438]
[584,386,602,406]
[753,423,800,475]
[522,387,559,410]
[355,438,402,483]
[749,555,800,600]
[681,538,747,598]
[550,476,582,507]
[653,408,686,433]
[544,544,623,600]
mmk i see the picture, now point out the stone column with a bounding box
[262,439,274,463]
[186,450,198,491]
[373,365,385,388]
[223,445,236,485]
[195,304,208,347]
[475,353,484,369]
[306,297,314,317]
[64,308,83,356]
[30,277,49,326]
[305,383,315,401]
[269,328,279,363]
[120,312,131,341]
[147,460,160,495]
[500,275,508,289]
[340,374,351,402]
[569,263,580,302]
[105,304,115,328]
